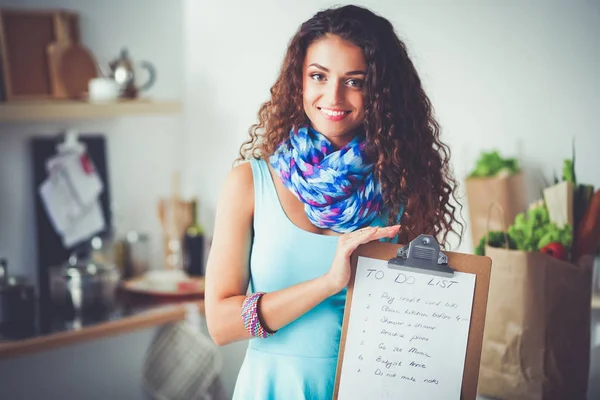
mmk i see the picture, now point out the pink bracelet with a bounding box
[241,292,276,338]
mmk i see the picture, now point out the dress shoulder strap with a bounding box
[248,158,281,222]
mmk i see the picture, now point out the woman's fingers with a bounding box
[339,225,401,257]
[351,225,401,244]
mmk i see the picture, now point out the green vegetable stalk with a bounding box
[562,159,576,184]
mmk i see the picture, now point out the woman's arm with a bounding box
[205,162,400,346]
[204,162,338,346]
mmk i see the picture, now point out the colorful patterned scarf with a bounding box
[269,126,383,233]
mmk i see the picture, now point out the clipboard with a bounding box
[333,234,492,400]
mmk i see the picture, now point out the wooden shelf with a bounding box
[0,99,182,122]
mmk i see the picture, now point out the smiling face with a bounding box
[302,35,367,148]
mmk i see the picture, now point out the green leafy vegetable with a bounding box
[507,203,572,251]
[474,231,517,256]
[477,202,573,255]
[469,150,520,178]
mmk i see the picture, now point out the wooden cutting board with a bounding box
[47,40,69,99]
[0,9,79,100]
[47,40,98,99]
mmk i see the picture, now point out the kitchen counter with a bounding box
[0,291,205,360]
[2,292,595,361]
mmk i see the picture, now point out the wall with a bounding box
[0,0,185,281]
[0,0,184,398]
[183,0,600,252]
[182,0,600,397]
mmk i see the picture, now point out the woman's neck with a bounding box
[313,126,361,150]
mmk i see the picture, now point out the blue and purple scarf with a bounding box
[269,126,383,233]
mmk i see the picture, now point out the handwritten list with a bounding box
[337,256,476,400]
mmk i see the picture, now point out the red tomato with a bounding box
[540,242,567,260]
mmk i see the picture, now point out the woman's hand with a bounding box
[325,225,401,293]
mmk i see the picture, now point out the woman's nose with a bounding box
[326,81,344,104]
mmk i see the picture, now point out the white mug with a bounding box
[88,77,121,102]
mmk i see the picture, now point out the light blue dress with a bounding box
[232,159,400,400]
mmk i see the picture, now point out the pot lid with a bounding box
[53,254,118,278]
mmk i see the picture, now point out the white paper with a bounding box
[46,151,103,216]
[39,167,105,249]
[337,256,476,400]
[62,151,103,209]
[39,170,81,234]
[61,199,106,248]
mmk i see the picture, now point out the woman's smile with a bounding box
[318,107,352,121]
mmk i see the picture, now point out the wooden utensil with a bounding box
[57,43,98,99]
[46,15,70,99]
[0,9,78,100]
[46,11,98,99]
[157,172,192,270]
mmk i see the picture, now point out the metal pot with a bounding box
[48,254,120,317]
[0,259,35,331]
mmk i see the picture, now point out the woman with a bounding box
[205,4,463,399]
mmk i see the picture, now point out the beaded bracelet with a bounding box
[241,292,276,338]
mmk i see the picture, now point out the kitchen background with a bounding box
[0,0,598,399]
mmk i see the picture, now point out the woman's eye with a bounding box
[347,79,363,88]
[310,73,325,82]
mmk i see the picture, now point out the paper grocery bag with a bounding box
[465,173,528,248]
[478,246,593,400]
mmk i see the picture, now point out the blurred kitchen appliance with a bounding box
[108,48,156,99]
[0,258,35,333]
[48,251,120,319]
[114,230,150,279]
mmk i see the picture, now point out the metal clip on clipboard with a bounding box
[387,234,455,277]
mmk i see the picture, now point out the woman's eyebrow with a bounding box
[308,63,366,76]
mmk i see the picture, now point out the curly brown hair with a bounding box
[237,5,463,248]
